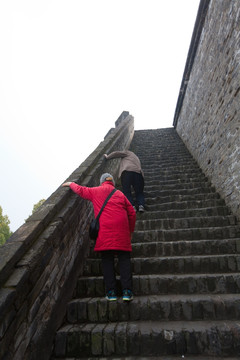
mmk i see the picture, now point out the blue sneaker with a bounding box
[105,289,117,301]
[122,289,133,301]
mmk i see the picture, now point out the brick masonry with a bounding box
[176,0,240,221]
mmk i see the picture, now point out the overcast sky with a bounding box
[0,0,200,232]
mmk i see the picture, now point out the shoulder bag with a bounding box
[89,188,117,240]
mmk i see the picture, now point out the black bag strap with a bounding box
[95,189,117,221]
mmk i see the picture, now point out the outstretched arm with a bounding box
[104,151,128,160]
[62,182,94,201]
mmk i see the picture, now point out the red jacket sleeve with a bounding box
[69,182,94,201]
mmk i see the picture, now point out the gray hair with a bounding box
[100,173,115,186]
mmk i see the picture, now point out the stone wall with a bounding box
[0,112,134,360]
[175,0,240,221]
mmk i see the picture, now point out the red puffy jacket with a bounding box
[70,181,136,252]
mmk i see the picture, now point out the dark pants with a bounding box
[101,250,132,293]
[121,171,145,207]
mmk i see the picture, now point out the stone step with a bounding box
[146,175,208,185]
[134,215,236,231]
[144,169,203,178]
[66,294,240,324]
[141,151,194,157]
[143,160,201,167]
[136,207,231,220]
[130,239,240,257]
[82,254,240,277]
[136,143,188,148]
[139,152,193,156]
[143,165,202,173]
[146,198,226,211]
[53,357,239,360]
[141,155,194,160]
[89,239,240,259]
[145,193,221,205]
[144,182,211,192]
[140,146,192,150]
[135,146,187,151]
[132,225,240,242]
[76,273,240,297]
[144,182,212,192]
[142,160,199,168]
[144,187,217,198]
[138,143,191,149]
[143,164,204,174]
[140,149,193,155]
[141,158,196,165]
[142,157,200,163]
[53,320,240,358]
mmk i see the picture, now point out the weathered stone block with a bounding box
[98,298,108,322]
[115,322,127,355]
[88,299,98,322]
[91,324,104,356]
[127,323,140,355]
[103,323,116,356]
[67,300,78,323]
[78,299,88,322]
[78,324,94,357]
[108,302,118,322]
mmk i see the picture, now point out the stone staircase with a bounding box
[52,128,240,359]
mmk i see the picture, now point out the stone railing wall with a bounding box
[0,111,134,360]
[174,0,240,221]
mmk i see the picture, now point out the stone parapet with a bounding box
[0,111,134,360]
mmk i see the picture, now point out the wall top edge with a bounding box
[172,0,211,128]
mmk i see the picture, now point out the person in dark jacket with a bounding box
[62,173,136,301]
[104,150,145,212]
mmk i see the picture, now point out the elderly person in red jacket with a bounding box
[62,173,136,301]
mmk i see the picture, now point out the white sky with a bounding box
[0,0,200,232]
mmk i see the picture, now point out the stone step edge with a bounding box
[145,201,226,209]
[135,215,236,220]
[144,180,210,186]
[144,188,216,194]
[146,174,207,180]
[132,238,240,246]
[147,193,220,200]
[85,253,240,262]
[79,272,240,281]
[59,357,239,360]
[135,212,232,221]
[68,293,240,304]
[144,181,213,185]
[145,194,221,201]
[56,319,240,333]
[87,237,240,257]
[134,216,237,229]
[133,224,240,234]
[54,321,240,358]
[136,206,230,214]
